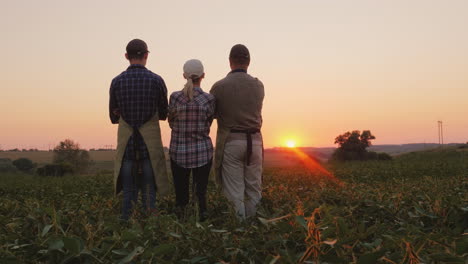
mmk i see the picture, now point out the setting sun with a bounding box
[285,140,297,148]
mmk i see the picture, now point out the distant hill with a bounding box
[266,147,335,161]
[368,143,463,155]
[266,143,465,161]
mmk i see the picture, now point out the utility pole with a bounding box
[437,121,443,145]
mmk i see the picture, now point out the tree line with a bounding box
[0,139,91,176]
[332,130,392,161]
[1,131,394,175]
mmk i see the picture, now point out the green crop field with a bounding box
[0,148,467,263]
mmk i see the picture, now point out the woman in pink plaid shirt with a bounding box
[168,59,215,221]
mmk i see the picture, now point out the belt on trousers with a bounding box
[230,128,260,166]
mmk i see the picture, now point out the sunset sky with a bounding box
[1,0,467,150]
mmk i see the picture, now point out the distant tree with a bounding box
[53,139,91,173]
[377,152,392,160]
[12,158,36,172]
[332,130,377,161]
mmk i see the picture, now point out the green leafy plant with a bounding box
[0,147,466,263]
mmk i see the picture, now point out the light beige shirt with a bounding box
[210,71,264,131]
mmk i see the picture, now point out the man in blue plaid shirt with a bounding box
[109,39,168,220]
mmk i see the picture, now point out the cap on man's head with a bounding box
[126,39,149,55]
[229,44,250,60]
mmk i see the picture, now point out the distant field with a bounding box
[0,151,115,164]
[0,151,117,172]
[0,151,55,164]
[0,150,307,169]
[2,144,465,167]
[0,150,309,173]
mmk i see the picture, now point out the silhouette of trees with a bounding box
[52,139,91,174]
[332,130,390,161]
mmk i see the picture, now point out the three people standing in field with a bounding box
[109,39,264,221]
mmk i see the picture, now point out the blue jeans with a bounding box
[120,159,156,220]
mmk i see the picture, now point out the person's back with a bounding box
[111,66,167,128]
[109,39,169,221]
[211,72,264,131]
[210,44,264,220]
[169,87,214,168]
[169,59,215,221]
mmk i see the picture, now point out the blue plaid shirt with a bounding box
[109,64,168,160]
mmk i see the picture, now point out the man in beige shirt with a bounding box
[210,44,265,220]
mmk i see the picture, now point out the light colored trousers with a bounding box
[222,137,263,220]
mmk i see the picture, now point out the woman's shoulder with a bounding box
[196,88,215,101]
[169,91,189,105]
[170,91,185,100]
[170,90,184,97]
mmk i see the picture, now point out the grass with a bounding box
[0,148,467,263]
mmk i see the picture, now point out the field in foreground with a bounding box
[0,148,467,263]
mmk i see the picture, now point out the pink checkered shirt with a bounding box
[168,87,215,168]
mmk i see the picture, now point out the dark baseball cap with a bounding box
[126,39,149,55]
[229,44,250,59]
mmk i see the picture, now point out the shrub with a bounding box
[366,151,378,160]
[332,149,392,162]
[12,158,36,172]
[331,149,356,161]
[377,152,393,160]
[36,163,74,177]
[0,158,17,173]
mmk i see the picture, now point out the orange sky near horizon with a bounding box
[1,0,467,150]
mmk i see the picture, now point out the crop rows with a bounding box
[0,149,467,263]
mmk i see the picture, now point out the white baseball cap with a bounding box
[183,59,204,79]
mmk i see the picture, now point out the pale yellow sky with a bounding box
[1,0,467,149]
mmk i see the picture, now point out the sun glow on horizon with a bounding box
[285,139,297,148]
[289,147,342,185]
